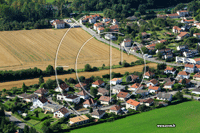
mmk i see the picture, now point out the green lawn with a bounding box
[69,101,200,133]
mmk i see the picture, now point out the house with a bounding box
[109,105,121,114]
[172,26,182,33]
[104,34,116,40]
[97,27,105,34]
[126,99,140,110]
[177,10,189,17]
[164,54,173,60]
[194,58,200,64]
[126,16,137,21]
[103,17,111,22]
[193,72,200,80]
[164,66,176,75]
[140,98,154,106]
[184,64,195,73]
[52,20,65,29]
[129,83,143,91]
[146,44,156,51]
[157,14,167,19]
[54,83,70,92]
[190,49,199,56]
[146,79,158,87]
[34,88,48,96]
[74,83,87,91]
[179,78,191,85]
[110,78,122,85]
[135,89,149,96]
[177,71,190,79]
[111,85,125,94]
[93,23,103,30]
[91,109,105,119]
[32,96,48,108]
[83,98,97,108]
[177,32,189,40]
[166,13,180,18]
[92,80,105,88]
[143,71,155,79]
[121,38,132,47]
[128,75,139,82]
[141,32,148,38]
[117,91,130,101]
[42,103,60,112]
[69,115,89,126]
[112,19,118,25]
[18,93,38,102]
[157,92,173,101]
[148,85,160,93]
[77,90,89,99]
[89,17,96,24]
[97,88,109,96]
[158,39,167,44]
[177,45,188,51]
[183,51,194,58]
[109,25,119,32]
[57,94,80,104]
[99,96,112,105]
[195,64,200,72]
[181,19,194,23]
[54,107,70,118]
[163,81,175,90]
[197,23,200,29]
[192,87,200,95]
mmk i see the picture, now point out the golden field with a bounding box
[0,28,138,71]
[0,63,157,90]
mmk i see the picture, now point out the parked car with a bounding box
[147,55,152,58]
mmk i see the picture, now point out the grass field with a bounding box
[0,63,157,90]
[70,101,200,133]
[0,28,138,71]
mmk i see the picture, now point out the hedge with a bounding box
[29,115,49,121]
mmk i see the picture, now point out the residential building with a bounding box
[42,103,60,112]
[57,94,80,104]
[34,88,48,96]
[83,98,97,108]
[110,78,122,85]
[148,85,160,93]
[52,20,65,29]
[178,78,191,85]
[129,83,143,91]
[112,19,118,25]
[18,93,38,102]
[146,79,158,87]
[184,64,195,73]
[99,96,112,105]
[54,107,70,118]
[54,83,70,92]
[111,85,125,94]
[109,25,119,32]
[166,13,180,18]
[177,45,188,51]
[177,10,189,17]
[164,66,176,75]
[97,27,105,34]
[141,32,148,38]
[157,92,173,101]
[177,32,189,40]
[126,16,137,21]
[93,23,103,30]
[117,91,130,101]
[104,34,116,40]
[140,98,154,106]
[194,58,200,64]
[158,39,167,44]
[177,71,190,79]
[172,26,182,33]
[193,72,200,80]
[74,83,87,91]
[32,96,48,108]
[192,87,200,95]
[164,54,173,60]
[109,105,121,114]
[89,17,96,24]
[143,71,155,79]
[135,89,149,96]
[91,109,105,119]
[77,90,89,99]
[126,99,140,110]
[163,81,175,90]
[69,115,89,126]
[183,51,194,58]
[103,17,111,22]
[121,38,132,47]
[128,75,139,82]
[157,14,167,19]
[97,88,109,96]
[92,80,105,88]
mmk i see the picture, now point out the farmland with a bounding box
[0,63,157,90]
[70,101,200,133]
[0,28,138,71]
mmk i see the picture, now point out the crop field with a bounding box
[70,101,200,133]
[0,28,138,71]
[0,63,157,90]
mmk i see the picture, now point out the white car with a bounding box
[147,55,152,58]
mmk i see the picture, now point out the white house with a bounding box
[177,71,190,79]
[140,98,154,106]
[99,96,113,105]
[111,85,125,94]
[54,83,69,92]
[177,10,189,17]
[143,71,155,79]
[146,79,158,87]
[83,98,97,108]
[91,109,105,119]
[163,81,175,90]
[121,38,132,47]
[184,64,195,73]
[52,20,65,29]
[148,85,160,93]
[112,19,118,25]
[89,17,96,24]
[173,26,182,34]
[57,94,80,104]
[105,34,116,40]
[193,72,200,80]
[103,17,111,22]
[53,107,70,118]
[34,88,48,96]
[92,80,105,88]
[177,32,190,40]
[193,33,200,38]
[126,99,140,110]
[93,23,103,30]
[97,27,105,34]
[192,87,200,95]
[129,83,143,91]
[164,66,176,75]
[32,96,48,108]
[77,90,89,99]
[177,45,188,51]
[110,78,122,85]
[18,93,38,102]
[157,92,173,101]
[117,91,130,101]
[109,105,121,114]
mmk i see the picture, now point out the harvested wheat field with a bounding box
[0,28,138,71]
[0,63,157,90]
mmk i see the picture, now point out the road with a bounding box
[71,18,183,67]
[5,112,25,129]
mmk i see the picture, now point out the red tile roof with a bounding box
[75,83,87,88]
[126,99,140,106]
[194,72,200,78]
[178,79,190,84]
[178,32,189,38]
[178,71,189,76]
[148,85,160,90]
[194,58,200,62]
[110,105,121,111]
[117,91,129,98]
[83,98,96,105]
[130,83,142,88]
[165,66,176,71]
[144,71,154,77]
[185,64,194,68]
[92,80,104,85]
[140,98,154,104]
[77,90,88,96]
[99,96,111,102]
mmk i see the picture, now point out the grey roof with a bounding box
[157,92,172,99]
[43,103,60,110]
[112,85,125,90]
[192,87,200,92]
[91,109,105,116]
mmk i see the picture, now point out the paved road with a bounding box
[5,112,25,129]
[72,18,183,67]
